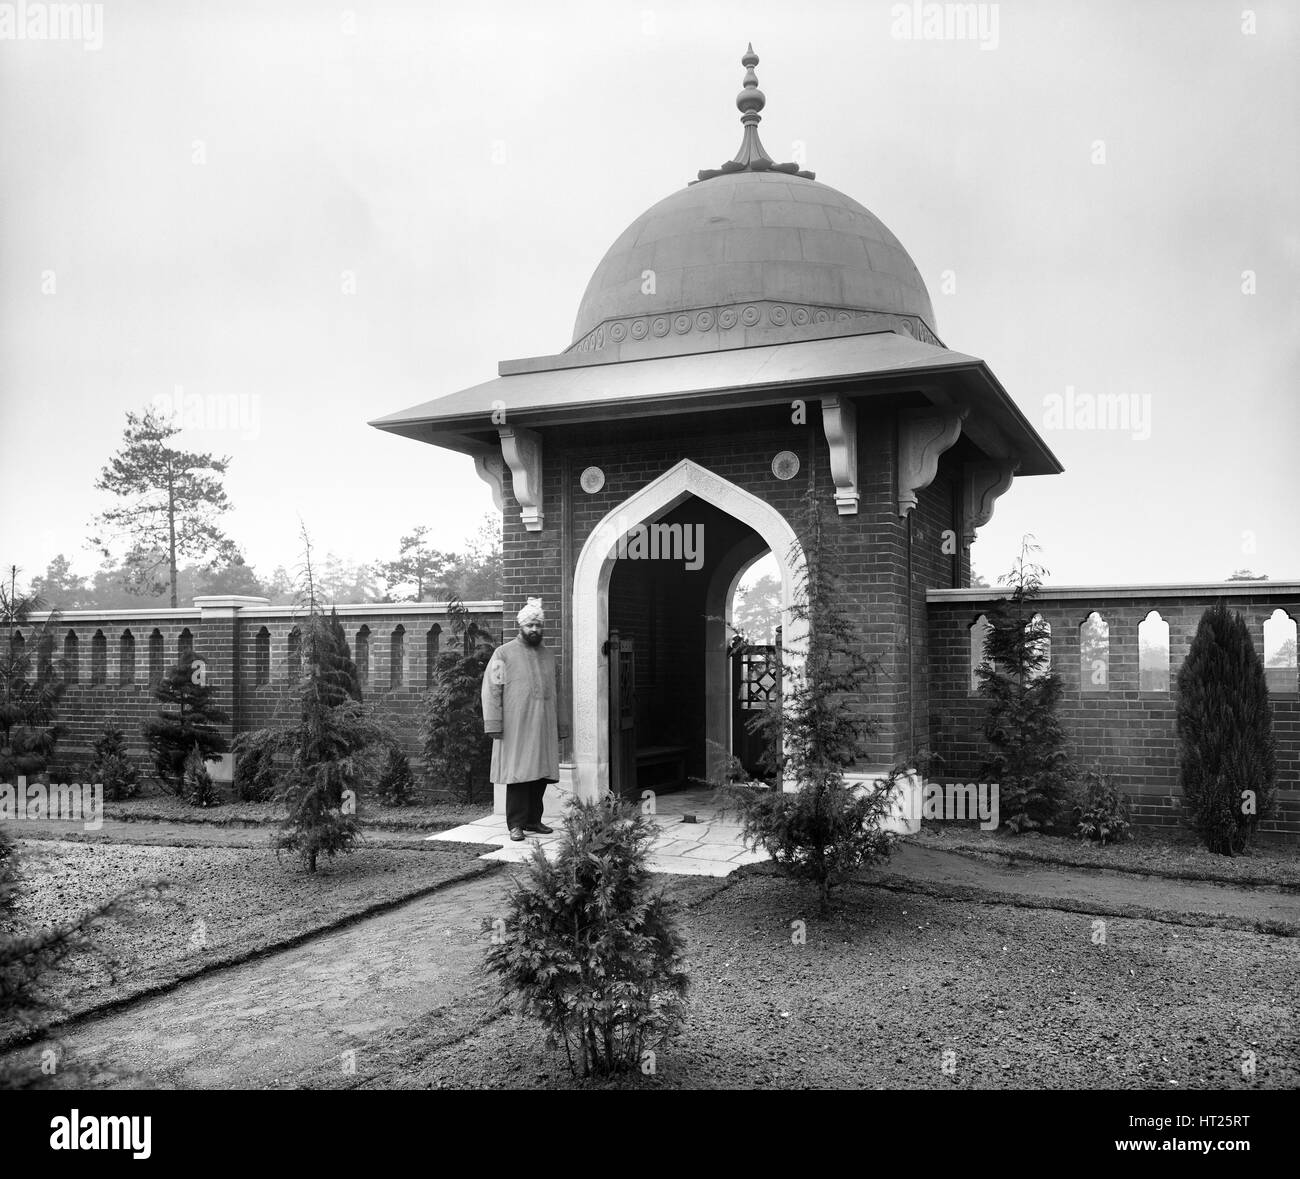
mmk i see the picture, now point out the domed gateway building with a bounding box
[372,47,1063,816]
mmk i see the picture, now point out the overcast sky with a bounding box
[1,0,1296,593]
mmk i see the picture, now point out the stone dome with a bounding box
[569,169,938,358]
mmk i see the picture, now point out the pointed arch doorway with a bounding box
[570,459,807,803]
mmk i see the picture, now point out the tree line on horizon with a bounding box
[20,407,501,611]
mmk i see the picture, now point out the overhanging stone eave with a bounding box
[915,361,1064,478]
[370,365,991,441]
[370,334,988,445]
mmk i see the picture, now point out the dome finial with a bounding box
[694,45,815,185]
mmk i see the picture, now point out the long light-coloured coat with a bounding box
[481,635,560,785]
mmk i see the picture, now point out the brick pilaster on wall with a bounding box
[195,595,266,783]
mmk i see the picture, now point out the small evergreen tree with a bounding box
[273,532,389,872]
[718,482,899,915]
[86,724,139,801]
[1176,603,1277,855]
[422,597,494,803]
[374,746,417,806]
[976,537,1074,833]
[0,567,68,783]
[484,792,688,1079]
[183,742,219,807]
[230,727,282,802]
[143,657,230,790]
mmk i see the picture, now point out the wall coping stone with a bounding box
[26,600,505,624]
[928,582,1300,603]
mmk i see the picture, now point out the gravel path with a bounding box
[4,869,516,1089]
[882,844,1300,934]
[4,845,1295,1090]
[0,833,494,1047]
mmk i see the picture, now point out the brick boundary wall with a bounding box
[926,584,1300,843]
[12,597,504,788]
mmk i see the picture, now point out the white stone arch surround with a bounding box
[571,458,808,801]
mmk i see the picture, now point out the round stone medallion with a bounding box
[771,451,800,481]
[718,307,738,329]
[652,317,670,337]
[579,466,605,494]
[673,314,692,334]
[792,306,810,325]
[740,305,761,326]
[630,319,648,340]
[695,310,715,331]
[610,321,627,342]
[769,305,789,325]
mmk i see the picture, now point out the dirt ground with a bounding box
[4,837,1295,1090]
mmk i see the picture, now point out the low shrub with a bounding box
[1071,765,1131,845]
[231,728,281,803]
[483,792,688,1080]
[86,724,139,802]
[374,746,417,806]
[183,744,220,808]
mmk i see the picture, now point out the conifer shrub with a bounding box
[0,573,67,784]
[483,792,688,1080]
[976,538,1074,832]
[1176,603,1277,855]
[231,728,282,803]
[183,743,219,808]
[143,657,230,789]
[274,609,388,872]
[716,483,899,914]
[1071,764,1131,845]
[422,598,493,803]
[374,745,417,806]
[86,724,139,802]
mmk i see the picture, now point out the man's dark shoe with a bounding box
[523,822,554,835]
[508,827,526,841]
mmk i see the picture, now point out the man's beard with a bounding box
[522,630,543,646]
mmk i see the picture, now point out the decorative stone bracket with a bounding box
[962,459,1019,544]
[898,409,967,517]
[820,396,859,515]
[498,426,544,531]
[473,451,505,512]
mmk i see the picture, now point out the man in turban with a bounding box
[481,597,565,841]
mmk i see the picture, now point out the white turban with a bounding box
[517,597,545,625]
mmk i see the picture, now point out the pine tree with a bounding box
[976,537,1074,832]
[90,408,243,607]
[143,657,230,789]
[1176,603,1277,854]
[379,526,450,602]
[719,482,898,914]
[0,567,67,783]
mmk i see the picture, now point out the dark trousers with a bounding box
[505,779,547,830]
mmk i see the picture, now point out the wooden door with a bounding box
[606,630,637,799]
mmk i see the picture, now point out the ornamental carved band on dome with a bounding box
[568,303,939,354]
